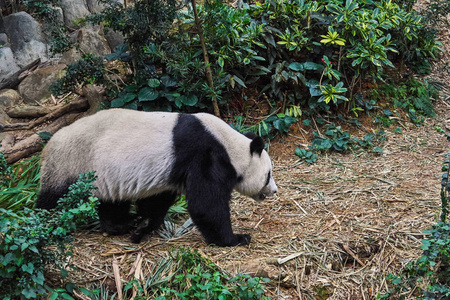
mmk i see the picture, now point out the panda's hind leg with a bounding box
[98,201,133,235]
[131,191,177,243]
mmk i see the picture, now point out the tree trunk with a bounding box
[190,0,220,117]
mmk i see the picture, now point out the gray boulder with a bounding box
[18,64,66,104]
[86,0,124,13]
[59,0,91,27]
[0,12,49,68]
[0,47,20,82]
[78,26,111,56]
[59,26,111,65]
[105,30,125,53]
[0,33,9,47]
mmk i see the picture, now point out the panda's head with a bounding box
[235,133,278,202]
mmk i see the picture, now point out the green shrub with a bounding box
[295,148,317,164]
[50,54,106,96]
[51,0,440,135]
[371,78,438,124]
[22,0,72,53]
[80,247,270,299]
[0,172,98,299]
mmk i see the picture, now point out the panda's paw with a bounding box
[130,218,151,244]
[235,234,251,246]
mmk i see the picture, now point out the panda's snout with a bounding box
[253,181,277,202]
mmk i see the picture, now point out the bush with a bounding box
[0,172,98,299]
[22,0,72,53]
[371,78,439,125]
[62,0,439,121]
[50,54,106,96]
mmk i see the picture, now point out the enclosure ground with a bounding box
[65,95,450,299]
[64,4,450,298]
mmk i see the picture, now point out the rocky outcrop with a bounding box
[0,12,49,68]
[0,0,125,82]
[18,64,67,104]
[59,0,91,27]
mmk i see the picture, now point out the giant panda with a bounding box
[36,109,277,247]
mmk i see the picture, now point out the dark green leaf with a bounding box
[181,94,198,106]
[232,75,247,88]
[138,88,158,102]
[38,132,52,141]
[288,62,304,72]
[161,76,177,87]
[148,79,161,88]
[110,97,125,107]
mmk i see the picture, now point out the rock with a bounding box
[52,6,65,24]
[59,26,111,65]
[86,0,124,13]
[0,47,20,82]
[105,30,125,53]
[58,47,82,65]
[0,33,9,46]
[59,0,91,27]
[78,26,111,56]
[0,89,22,107]
[0,107,11,141]
[18,64,67,105]
[0,12,49,68]
[86,0,105,13]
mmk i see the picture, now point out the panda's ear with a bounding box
[250,136,265,156]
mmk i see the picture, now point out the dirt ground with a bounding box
[69,82,450,298]
[66,5,450,300]
[69,98,449,299]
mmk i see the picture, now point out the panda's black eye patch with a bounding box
[265,171,270,186]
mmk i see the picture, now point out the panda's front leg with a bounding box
[185,177,250,247]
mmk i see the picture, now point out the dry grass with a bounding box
[63,97,450,299]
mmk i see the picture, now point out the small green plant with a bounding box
[371,78,438,125]
[0,154,41,210]
[374,110,397,127]
[319,82,348,104]
[86,247,271,299]
[295,148,317,164]
[0,171,99,299]
[441,152,449,222]
[232,113,297,139]
[311,123,354,152]
[320,26,346,46]
[0,148,13,188]
[309,123,384,154]
[156,247,270,299]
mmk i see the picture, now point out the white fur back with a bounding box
[42,109,178,200]
[42,109,275,201]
